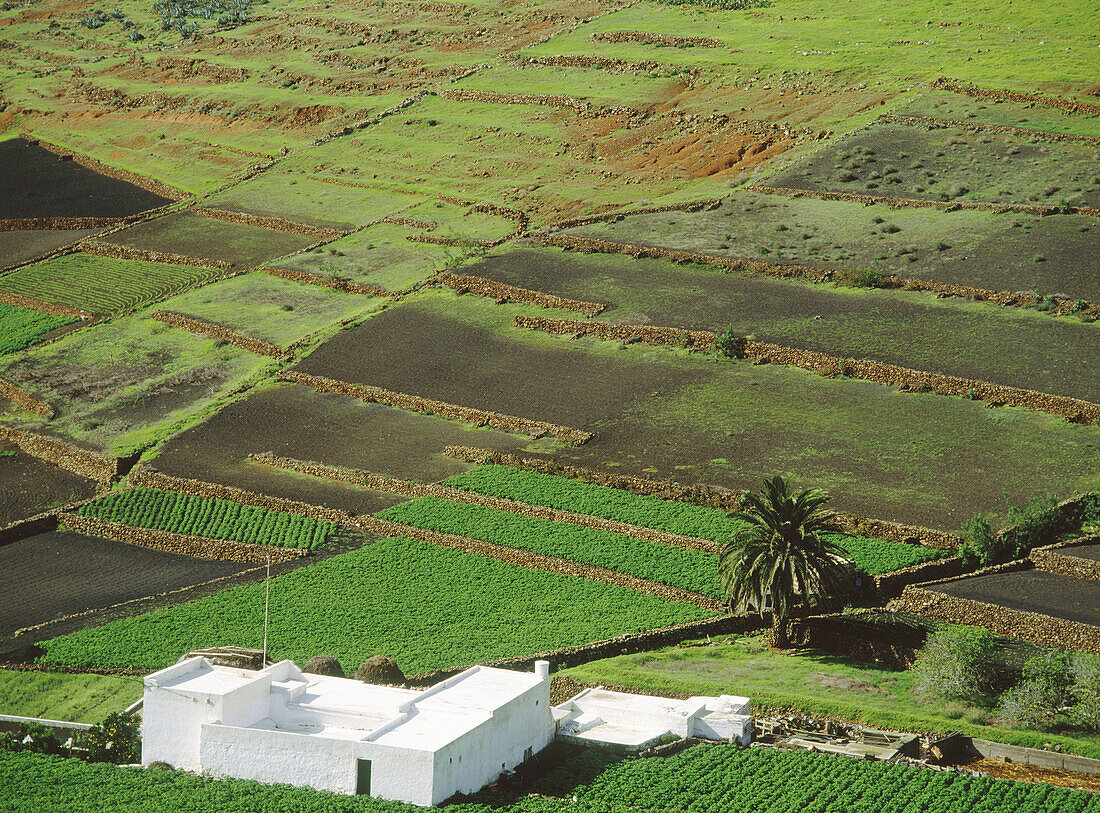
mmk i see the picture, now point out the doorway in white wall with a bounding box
[356,759,372,795]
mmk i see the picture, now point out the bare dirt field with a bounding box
[100,212,315,268]
[462,246,1100,403]
[0,529,253,638]
[0,229,101,271]
[0,443,97,527]
[926,569,1100,627]
[0,138,171,219]
[1061,544,1100,564]
[152,382,553,515]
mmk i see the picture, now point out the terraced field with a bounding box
[0,302,77,356]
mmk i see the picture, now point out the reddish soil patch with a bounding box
[0,530,252,637]
[0,443,97,528]
[928,570,1100,627]
[625,129,790,179]
[0,138,171,219]
[0,228,101,270]
[152,383,543,513]
[101,212,315,268]
[960,757,1100,792]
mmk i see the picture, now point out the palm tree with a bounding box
[719,475,850,648]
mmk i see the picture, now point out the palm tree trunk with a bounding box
[767,613,789,649]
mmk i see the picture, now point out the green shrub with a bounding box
[911,625,997,702]
[713,325,747,360]
[81,711,140,764]
[958,513,997,566]
[0,722,64,756]
[851,268,888,288]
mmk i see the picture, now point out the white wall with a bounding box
[142,686,213,770]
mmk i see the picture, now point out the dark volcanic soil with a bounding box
[1061,543,1100,564]
[0,139,171,219]
[153,383,546,513]
[927,569,1100,627]
[0,228,102,271]
[0,444,97,527]
[0,530,252,637]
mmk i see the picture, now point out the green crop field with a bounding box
[442,465,944,575]
[0,254,224,315]
[0,302,76,356]
[76,487,336,549]
[36,536,712,673]
[4,741,1095,813]
[0,670,142,725]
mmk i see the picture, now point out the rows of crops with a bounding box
[5,741,1093,813]
[0,254,223,315]
[443,465,944,575]
[77,488,334,550]
[0,303,76,356]
[375,497,722,597]
[36,536,711,672]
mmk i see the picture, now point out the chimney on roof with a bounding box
[534,661,550,681]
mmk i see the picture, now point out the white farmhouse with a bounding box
[554,687,752,751]
[142,657,554,806]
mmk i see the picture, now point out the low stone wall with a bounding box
[1030,534,1100,581]
[191,207,345,240]
[26,136,188,201]
[787,611,930,669]
[0,378,54,418]
[0,512,61,548]
[537,232,1097,319]
[880,114,1100,145]
[406,615,758,685]
[358,515,719,609]
[57,512,306,564]
[79,240,232,270]
[751,185,1100,219]
[0,216,128,231]
[248,452,720,553]
[515,315,1100,424]
[0,714,92,739]
[967,737,1100,775]
[437,86,590,113]
[151,310,287,358]
[278,370,593,445]
[589,30,723,48]
[128,465,357,526]
[871,556,969,599]
[547,197,723,231]
[154,55,249,83]
[405,234,494,248]
[930,77,1100,117]
[378,216,437,231]
[439,273,606,316]
[0,291,89,319]
[262,267,393,298]
[511,54,667,74]
[443,445,961,550]
[0,426,117,483]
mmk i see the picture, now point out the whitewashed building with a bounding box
[553,687,752,751]
[142,657,554,806]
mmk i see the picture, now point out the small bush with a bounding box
[959,513,997,566]
[714,325,747,360]
[851,268,888,289]
[912,625,997,702]
[82,711,140,764]
[0,723,64,755]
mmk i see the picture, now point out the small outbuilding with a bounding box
[553,687,752,751]
[142,657,554,806]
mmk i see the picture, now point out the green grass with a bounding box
[0,254,224,315]
[5,741,1098,812]
[36,536,712,673]
[76,487,336,549]
[441,465,943,575]
[563,634,1100,760]
[375,496,722,597]
[0,303,76,355]
[0,670,142,724]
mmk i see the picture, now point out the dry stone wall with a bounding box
[0,216,129,231]
[191,207,345,240]
[262,267,394,298]
[1030,535,1100,581]
[248,452,720,553]
[439,272,606,316]
[154,55,249,83]
[0,378,54,418]
[0,291,88,318]
[278,370,593,445]
[547,197,723,231]
[931,77,1100,117]
[356,514,721,610]
[57,512,305,564]
[79,240,232,270]
[0,426,117,483]
[151,310,287,358]
[511,54,667,75]
[589,31,723,48]
[880,114,1100,146]
[26,136,188,201]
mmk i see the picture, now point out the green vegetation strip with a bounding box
[0,303,76,356]
[4,740,1095,812]
[443,466,943,575]
[0,670,142,725]
[376,497,722,598]
[76,488,334,550]
[36,536,710,673]
[0,254,223,315]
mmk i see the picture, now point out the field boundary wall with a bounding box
[127,465,357,526]
[589,31,723,48]
[930,77,1100,117]
[0,379,55,418]
[547,196,724,230]
[191,207,346,240]
[262,267,394,298]
[151,310,287,358]
[1029,534,1100,581]
[278,370,593,445]
[438,272,606,315]
[0,426,118,483]
[356,514,720,610]
[511,54,670,75]
[248,452,720,552]
[56,512,307,564]
[879,114,1100,145]
[514,315,1100,425]
[78,240,232,270]
[536,233,1099,319]
[443,445,960,549]
[0,513,60,548]
[0,216,130,232]
[965,737,1100,774]
[0,291,89,318]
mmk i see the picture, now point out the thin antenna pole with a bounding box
[262,551,271,665]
